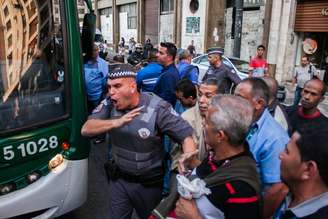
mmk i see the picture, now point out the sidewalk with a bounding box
[283,82,328,117]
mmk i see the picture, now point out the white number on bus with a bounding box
[3,146,14,160]
[2,136,59,161]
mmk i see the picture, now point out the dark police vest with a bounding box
[110,93,165,179]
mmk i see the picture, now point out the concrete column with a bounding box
[174,0,183,47]
[275,0,293,83]
[137,0,145,44]
[112,0,119,52]
[262,0,273,57]
[267,0,283,65]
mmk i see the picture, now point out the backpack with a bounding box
[308,64,317,79]
[180,65,199,81]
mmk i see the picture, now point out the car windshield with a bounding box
[0,0,68,133]
[228,58,249,73]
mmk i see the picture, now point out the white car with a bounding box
[192,54,249,83]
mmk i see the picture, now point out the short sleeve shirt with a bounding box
[88,93,194,144]
[247,109,290,184]
[84,58,107,101]
[249,57,268,77]
[293,65,316,88]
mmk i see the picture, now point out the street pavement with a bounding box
[57,139,140,219]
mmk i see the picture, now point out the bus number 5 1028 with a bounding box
[3,136,59,161]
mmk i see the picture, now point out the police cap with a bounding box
[207,47,224,56]
[108,64,137,79]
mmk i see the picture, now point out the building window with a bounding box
[226,0,264,9]
[100,7,112,17]
[120,3,137,29]
[160,0,174,14]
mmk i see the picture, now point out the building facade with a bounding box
[265,0,328,82]
[93,0,226,53]
[91,0,328,83]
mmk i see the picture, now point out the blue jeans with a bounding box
[293,86,302,108]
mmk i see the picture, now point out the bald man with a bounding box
[287,78,328,135]
[262,76,290,132]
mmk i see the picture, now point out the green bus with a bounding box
[0,0,94,218]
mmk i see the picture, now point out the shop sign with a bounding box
[303,38,318,55]
[321,8,328,16]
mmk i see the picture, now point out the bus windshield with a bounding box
[0,0,68,134]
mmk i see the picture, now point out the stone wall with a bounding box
[224,6,265,61]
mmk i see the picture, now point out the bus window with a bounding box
[0,0,68,133]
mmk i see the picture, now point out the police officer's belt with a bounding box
[116,168,163,186]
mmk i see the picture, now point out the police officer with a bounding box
[203,48,241,94]
[81,64,197,219]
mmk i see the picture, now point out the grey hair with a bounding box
[209,95,254,146]
[178,49,191,60]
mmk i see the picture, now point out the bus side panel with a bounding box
[0,159,87,219]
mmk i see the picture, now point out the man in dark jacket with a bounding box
[202,48,241,94]
[153,42,180,107]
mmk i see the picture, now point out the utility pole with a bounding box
[233,0,243,58]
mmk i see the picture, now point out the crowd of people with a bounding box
[81,40,328,219]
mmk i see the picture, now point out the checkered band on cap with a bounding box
[207,48,224,56]
[108,64,137,79]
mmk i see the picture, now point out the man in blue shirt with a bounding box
[84,44,109,113]
[176,49,199,85]
[234,77,290,218]
[136,48,163,92]
[175,79,197,114]
[153,42,179,107]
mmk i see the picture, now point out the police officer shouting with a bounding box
[81,64,197,219]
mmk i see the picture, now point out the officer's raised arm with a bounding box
[81,106,142,137]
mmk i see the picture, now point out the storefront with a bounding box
[295,0,328,83]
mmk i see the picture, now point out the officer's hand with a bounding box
[178,150,199,175]
[113,106,143,128]
[176,197,202,219]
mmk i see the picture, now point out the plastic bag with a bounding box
[176,174,211,200]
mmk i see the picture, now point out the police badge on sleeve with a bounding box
[92,99,109,114]
[138,128,151,139]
